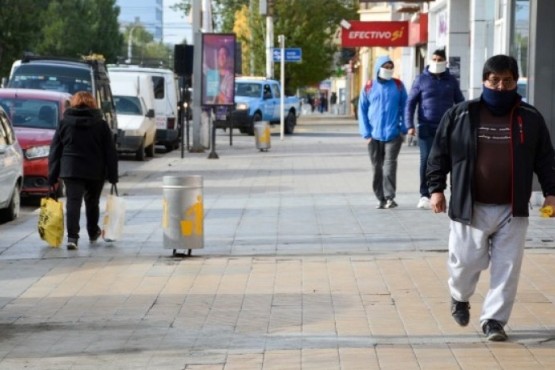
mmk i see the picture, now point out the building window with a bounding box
[511,0,529,79]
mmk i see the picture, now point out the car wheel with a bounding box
[145,142,155,157]
[285,111,296,135]
[249,112,262,136]
[135,139,146,161]
[0,183,21,223]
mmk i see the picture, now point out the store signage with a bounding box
[341,21,409,47]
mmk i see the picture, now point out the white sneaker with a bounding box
[417,197,431,209]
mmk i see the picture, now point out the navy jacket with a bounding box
[405,67,464,131]
[48,107,118,185]
[427,98,555,224]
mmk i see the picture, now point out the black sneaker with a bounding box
[89,229,102,243]
[385,199,398,209]
[376,201,386,209]
[451,298,470,326]
[482,320,508,341]
[67,238,78,250]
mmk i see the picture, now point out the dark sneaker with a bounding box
[385,199,398,209]
[89,229,102,243]
[67,238,78,250]
[482,320,508,341]
[451,298,470,326]
[376,201,386,209]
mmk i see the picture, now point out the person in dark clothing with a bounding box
[48,91,118,250]
[427,55,555,342]
[405,48,465,210]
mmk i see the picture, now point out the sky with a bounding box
[163,0,193,45]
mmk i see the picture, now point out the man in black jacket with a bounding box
[427,55,555,341]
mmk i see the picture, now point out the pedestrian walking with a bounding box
[427,54,555,341]
[48,91,119,250]
[358,55,408,209]
[405,48,465,210]
[330,92,338,114]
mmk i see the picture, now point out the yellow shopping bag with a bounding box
[38,197,64,248]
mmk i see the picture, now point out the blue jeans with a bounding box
[367,135,403,202]
[418,124,437,198]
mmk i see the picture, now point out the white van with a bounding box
[110,72,157,161]
[108,65,180,151]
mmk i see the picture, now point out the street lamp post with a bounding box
[126,26,137,64]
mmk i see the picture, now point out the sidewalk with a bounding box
[0,114,555,369]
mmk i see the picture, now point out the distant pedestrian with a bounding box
[358,55,408,209]
[319,93,328,113]
[330,92,338,114]
[427,55,555,341]
[48,91,119,250]
[405,48,465,210]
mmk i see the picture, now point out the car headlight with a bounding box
[25,145,50,159]
[236,103,249,111]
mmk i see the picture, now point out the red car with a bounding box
[0,89,71,197]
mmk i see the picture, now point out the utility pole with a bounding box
[191,0,203,152]
[265,0,274,79]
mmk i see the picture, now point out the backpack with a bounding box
[364,78,403,94]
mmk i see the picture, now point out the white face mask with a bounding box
[429,61,447,74]
[378,67,394,80]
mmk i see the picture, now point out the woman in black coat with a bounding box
[48,91,118,250]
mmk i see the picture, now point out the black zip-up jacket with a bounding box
[427,98,555,224]
[48,107,118,185]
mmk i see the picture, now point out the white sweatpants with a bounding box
[447,203,529,326]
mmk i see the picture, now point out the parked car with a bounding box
[0,106,24,222]
[110,72,157,161]
[214,77,301,135]
[0,89,71,198]
[7,55,121,148]
[108,65,180,151]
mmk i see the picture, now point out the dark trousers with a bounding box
[417,125,437,198]
[368,135,403,202]
[63,178,105,241]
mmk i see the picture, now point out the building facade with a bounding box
[116,0,163,41]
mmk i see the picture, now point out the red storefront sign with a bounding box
[409,13,428,46]
[341,21,409,47]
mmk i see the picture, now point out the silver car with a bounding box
[0,106,24,222]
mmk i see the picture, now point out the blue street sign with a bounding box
[272,48,302,63]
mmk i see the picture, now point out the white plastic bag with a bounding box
[102,184,125,241]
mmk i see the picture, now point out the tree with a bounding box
[0,0,49,78]
[172,0,357,90]
[33,0,122,62]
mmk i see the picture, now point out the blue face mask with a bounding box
[481,86,518,116]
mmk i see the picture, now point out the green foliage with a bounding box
[0,0,123,78]
[0,0,49,77]
[171,0,358,90]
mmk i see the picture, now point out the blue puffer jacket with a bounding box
[358,55,408,141]
[405,67,465,130]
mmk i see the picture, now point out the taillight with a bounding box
[167,117,175,129]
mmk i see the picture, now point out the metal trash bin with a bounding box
[162,175,203,256]
[254,121,271,151]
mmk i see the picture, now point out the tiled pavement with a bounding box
[1,114,555,369]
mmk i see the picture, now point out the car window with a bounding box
[152,76,165,99]
[114,96,143,115]
[0,111,15,145]
[0,98,59,129]
[9,64,92,94]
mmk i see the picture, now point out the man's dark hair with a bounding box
[433,48,446,60]
[482,55,519,81]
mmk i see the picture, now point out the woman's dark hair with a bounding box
[482,55,519,81]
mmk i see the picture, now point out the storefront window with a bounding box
[511,0,529,77]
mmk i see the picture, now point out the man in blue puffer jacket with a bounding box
[358,55,408,209]
[405,49,465,209]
